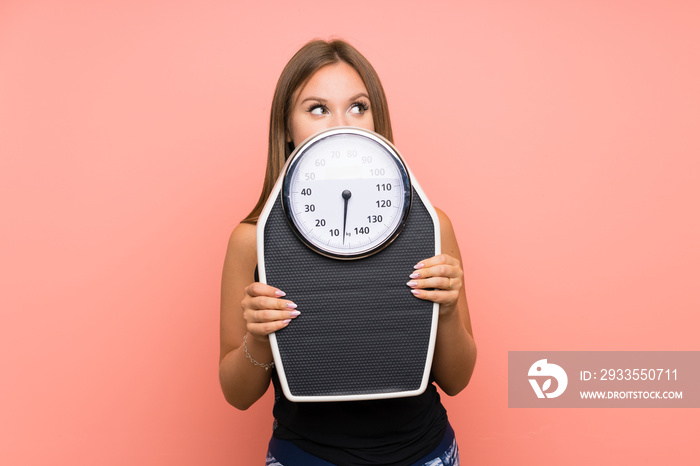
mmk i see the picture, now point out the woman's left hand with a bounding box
[406,253,463,316]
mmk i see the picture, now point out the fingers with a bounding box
[410,254,462,284]
[247,319,295,337]
[407,254,463,304]
[242,282,300,337]
[244,281,288,299]
[407,275,453,290]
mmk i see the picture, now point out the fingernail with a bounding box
[411,289,420,296]
[406,281,418,288]
[409,272,420,279]
[286,302,297,309]
[275,290,286,297]
[289,310,301,318]
[414,263,425,270]
[283,319,291,324]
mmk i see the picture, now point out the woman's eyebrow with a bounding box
[299,96,327,104]
[299,93,370,105]
[348,93,370,102]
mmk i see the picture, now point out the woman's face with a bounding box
[287,61,375,148]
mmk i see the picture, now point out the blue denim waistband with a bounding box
[266,423,459,466]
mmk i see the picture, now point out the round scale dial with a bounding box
[282,127,412,259]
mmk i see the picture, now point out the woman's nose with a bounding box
[332,112,349,128]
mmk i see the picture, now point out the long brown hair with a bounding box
[241,39,393,224]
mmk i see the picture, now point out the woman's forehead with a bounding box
[293,62,368,103]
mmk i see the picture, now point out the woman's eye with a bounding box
[308,105,328,115]
[349,102,369,115]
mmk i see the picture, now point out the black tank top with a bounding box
[255,267,448,465]
[271,372,447,465]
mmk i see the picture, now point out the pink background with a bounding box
[1,1,698,464]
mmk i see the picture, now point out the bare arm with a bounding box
[407,207,477,395]
[218,223,300,410]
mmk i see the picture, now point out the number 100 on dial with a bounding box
[282,128,412,259]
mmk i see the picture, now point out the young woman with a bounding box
[219,39,477,466]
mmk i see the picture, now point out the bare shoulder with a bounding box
[228,222,256,248]
[225,222,257,269]
[433,206,454,231]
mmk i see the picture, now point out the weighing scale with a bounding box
[257,127,440,402]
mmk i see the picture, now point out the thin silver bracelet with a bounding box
[243,334,275,371]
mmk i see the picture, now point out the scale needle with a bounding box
[342,189,352,245]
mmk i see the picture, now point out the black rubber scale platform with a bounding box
[261,187,437,401]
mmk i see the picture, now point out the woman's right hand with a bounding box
[241,282,300,339]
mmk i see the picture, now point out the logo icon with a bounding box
[528,359,568,398]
